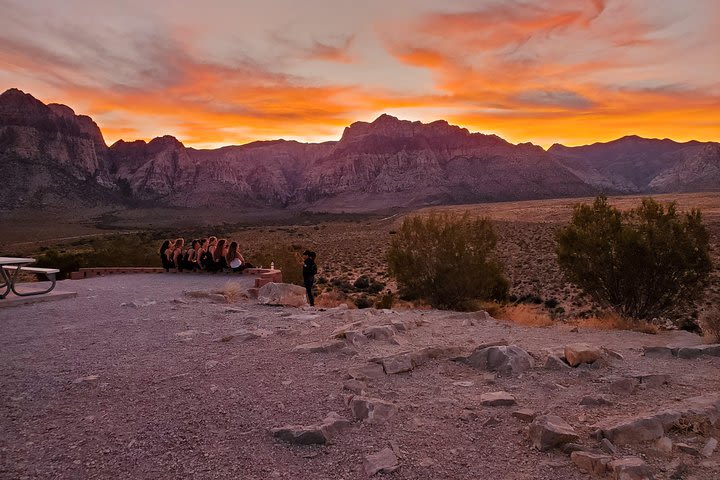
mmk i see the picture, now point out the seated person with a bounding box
[172,238,185,271]
[226,241,253,272]
[159,240,174,271]
[214,239,229,271]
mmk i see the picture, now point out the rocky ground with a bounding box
[1,274,719,479]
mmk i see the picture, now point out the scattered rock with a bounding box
[319,412,351,439]
[642,346,676,358]
[601,438,619,455]
[362,325,396,341]
[528,415,579,451]
[347,363,385,381]
[206,293,227,303]
[349,396,397,424]
[676,344,720,359]
[564,343,602,367]
[271,425,327,445]
[331,321,364,338]
[461,345,534,376]
[389,319,407,331]
[452,381,474,387]
[571,451,611,475]
[607,457,654,480]
[562,443,592,454]
[72,375,99,384]
[342,379,366,395]
[512,409,537,422]
[544,355,572,370]
[363,447,399,476]
[701,437,718,458]
[175,329,199,339]
[480,391,517,406]
[291,340,346,354]
[581,395,614,406]
[633,373,669,389]
[378,346,462,375]
[257,283,307,307]
[655,436,673,454]
[602,347,624,360]
[676,443,701,456]
[344,330,369,347]
[609,377,640,395]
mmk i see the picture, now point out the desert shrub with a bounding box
[699,310,720,342]
[375,291,396,309]
[252,244,305,286]
[34,248,83,280]
[387,212,509,310]
[353,275,370,290]
[354,295,373,309]
[543,298,559,309]
[556,196,712,321]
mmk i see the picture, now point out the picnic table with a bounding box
[0,257,59,299]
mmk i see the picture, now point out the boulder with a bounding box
[702,438,718,457]
[363,447,399,476]
[609,377,640,395]
[528,415,579,451]
[292,339,346,354]
[642,346,676,358]
[462,345,534,376]
[319,412,351,439]
[480,391,517,407]
[380,353,414,375]
[571,451,612,475]
[677,344,720,359]
[607,457,654,480]
[349,396,397,424]
[601,417,665,445]
[257,282,307,307]
[378,346,463,375]
[564,343,603,367]
[363,325,396,341]
[348,363,385,381]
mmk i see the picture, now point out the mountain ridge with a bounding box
[1,88,718,212]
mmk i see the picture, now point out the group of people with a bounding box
[159,237,253,273]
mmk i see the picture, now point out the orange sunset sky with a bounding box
[1,0,719,149]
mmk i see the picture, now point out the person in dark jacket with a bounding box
[302,250,317,306]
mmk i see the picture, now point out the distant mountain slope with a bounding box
[548,136,720,193]
[1,88,717,212]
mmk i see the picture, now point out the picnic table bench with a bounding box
[0,257,60,298]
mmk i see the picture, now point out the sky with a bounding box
[1,0,718,149]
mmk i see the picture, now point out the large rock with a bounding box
[564,343,603,367]
[363,447,399,475]
[571,451,611,475]
[642,346,676,358]
[676,344,720,359]
[347,363,385,381]
[271,425,328,445]
[257,282,307,307]
[529,415,579,451]
[480,391,517,406]
[607,457,654,480]
[462,345,534,375]
[349,396,397,424]
[377,346,463,375]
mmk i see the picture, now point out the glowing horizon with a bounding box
[1,0,718,150]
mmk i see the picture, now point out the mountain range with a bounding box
[1,88,718,212]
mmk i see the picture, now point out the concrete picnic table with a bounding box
[0,256,59,298]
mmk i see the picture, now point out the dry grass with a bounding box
[497,304,554,327]
[221,281,246,303]
[571,312,658,334]
[699,310,720,342]
[315,290,356,309]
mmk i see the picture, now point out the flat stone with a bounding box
[512,409,537,422]
[609,377,640,395]
[564,343,603,367]
[72,375,99,384]
[607,457,653,480]
[363,447,399,476]
[257,282,307,307]
[600,438,619,455]
[529,415,580,451]
[633,373,669,389]
[318,412,351,439]
[462,345,534,376]
[291,339,346,354]
[571,451,611,475]
[380,353,414,374]
[331,321,365,338]
[342,379,366,395]
[349,396,397,424]
[480,391,517,406]
[344,330,369,347]
[581,395,614,406]
[676,443,701,455]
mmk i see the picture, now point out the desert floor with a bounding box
[1,273,719,479]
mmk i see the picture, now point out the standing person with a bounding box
[302,250,317,306]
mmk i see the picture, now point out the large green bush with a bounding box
[556,196,712,320]
[387,212,509,310]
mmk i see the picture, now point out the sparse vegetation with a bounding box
[556,196,712,322]
[387,212,509,310]
[699,310,720,342]
[251,244,305,286]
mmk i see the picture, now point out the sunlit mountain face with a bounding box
[0,0,718,150]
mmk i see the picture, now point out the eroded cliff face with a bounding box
[1,88,717,212]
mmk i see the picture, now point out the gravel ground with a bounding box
[1,274,719,479]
